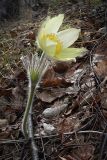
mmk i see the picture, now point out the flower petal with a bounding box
[44,14,64,34]
[58,28,80,48]
[37,17,51,49]
[56,47,87,61]
[37,14,64,49]
[37,29,47,52]
[45,45,56,58]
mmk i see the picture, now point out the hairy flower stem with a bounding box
[28,108,38,160]
[22,82,36,139]
[21,52,49,139]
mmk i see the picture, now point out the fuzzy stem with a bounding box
[22,82,36,139]
[22,52,49,139]
[28,108,39,160]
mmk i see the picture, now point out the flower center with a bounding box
[46,33,62,57]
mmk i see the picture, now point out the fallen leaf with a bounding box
[36,89,65,103]
[59,156,67,160]
[72,144,95,160]
[41,77,71,88]
[65,64,82,83]
[43,100,68,118]
[43,123,56,135]
[0,119,8,128]
[94,60,107,77]
[0,87,12,97]
[4,106,18,123]
[10,29,18,38]
[41,66,71,87]
[95,41,107,56]
[57,116,80,134]
[53,62,69,74]
[83,31,91,41]
[0,131,10,139]
[66,155,77,160]
[101,88,107,117]
[93,41,107,77]
[26,31,35,40]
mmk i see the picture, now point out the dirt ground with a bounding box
[0,0,107,159]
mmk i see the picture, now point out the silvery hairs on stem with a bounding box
[21,53,50,87]
[21,53,50,138]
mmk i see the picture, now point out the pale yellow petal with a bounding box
[44,14,64,34]
[45,45,56,58]
[58,28,80,48]
[37,15,64,49]
[37,17,51,48]
[56,47,87,61]
[37,32,45,50]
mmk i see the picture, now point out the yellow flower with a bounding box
[37,14,86,61]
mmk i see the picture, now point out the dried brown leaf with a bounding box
[26,31,35,40]
[72,145,95,160]
[10,29,18,38]
[59,156,67,160]
[53,62,69,74]
[0,131,10,139]
[93,41,107,77]
[0,87,12,97]
[57,117,80,134]
[42,77,71,88]
[36,89,65,103]
[0,119,8,128]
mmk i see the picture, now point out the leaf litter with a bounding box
[0,0,107,159]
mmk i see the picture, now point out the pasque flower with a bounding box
[21,14,86,138]
[37,14,86,61]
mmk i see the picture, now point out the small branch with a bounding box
[1,129,107,145]
[64,130,107,136]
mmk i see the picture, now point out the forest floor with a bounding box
[0,0,107,159]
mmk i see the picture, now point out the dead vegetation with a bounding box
[0,0,107,159]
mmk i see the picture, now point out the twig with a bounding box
[98,124,107,160]
[64,130,107,136]
[20,141,29,160]
[37,122,47,160]
[0,129,107,144]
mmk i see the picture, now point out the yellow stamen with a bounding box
[55,42,62,57]
[47,33,58,42]
[46,33,62,57]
